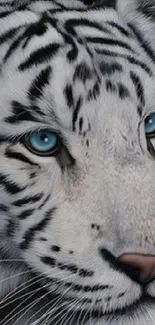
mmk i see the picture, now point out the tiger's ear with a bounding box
[117,0,155,21]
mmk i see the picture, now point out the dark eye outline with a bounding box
[23,130,61,157]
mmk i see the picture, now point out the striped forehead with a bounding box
[2,50,149,135]
[0,14,154,138]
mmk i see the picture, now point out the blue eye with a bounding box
[145,113,155,137]
[24,130,59,156]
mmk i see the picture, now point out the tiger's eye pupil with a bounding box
[40,134,48,142]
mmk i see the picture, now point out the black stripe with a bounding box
[5,101,38,124]
[139,3,155,21]
[38,194,50,209]
[79,117,83,132]
[92,82,100,100]
[86,37,134,53]
[19,207,56,250]
[106,80,117,93]
[73,62,92,83]
[0,27,19,45]
[99,61,123,76]
[48,4,115,14]
[72,96,82,132]
[130,71,145,106]
[0,11,10,18]
[28,66,52,102]
[41,256,56,267]
[137,105,143,117]
[0,204,8,212]
[17,209,34,220]
[0,174,25,195]
[128,56,152,76]
[96,49,152,76]
[64,281,112,292]
[107,21,131,37]
[78,268,94,277]
[4,32,24,62]
[7,219,16,237]
[117,83,130,100]
[5,150,38,166]
[41,256,94,277]
[147,139,155,159]
[18,43,60,71]
[22,20,48,49]
[65,18,112,35]
[13,193,43,207]
[128,23,155,62]
[0,1,15,6]
[100,249,141,283]
[64,84,74,109]
[67,44,78,62]
[0,135,10,144]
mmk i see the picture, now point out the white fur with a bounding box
[0,1,155,324]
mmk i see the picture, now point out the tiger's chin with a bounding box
[40,273,155,325]
[46,291,155,325]
[67,292,155,325]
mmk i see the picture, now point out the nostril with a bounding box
[100,249,141,283]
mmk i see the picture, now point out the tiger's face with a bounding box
[1,0,155,324]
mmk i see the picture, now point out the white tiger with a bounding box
[0,0,155,324]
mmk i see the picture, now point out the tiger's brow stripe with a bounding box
[18,43,60,71]
[0,174,26,195]
[5,101,39,124]
[19,209,55,250]
[13,193,43,207]
[28,66,52,102]
[130,71,145,106]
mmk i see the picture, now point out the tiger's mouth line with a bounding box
[86,293,155,319]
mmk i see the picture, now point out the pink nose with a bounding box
[118,254,155,283]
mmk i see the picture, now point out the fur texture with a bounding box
[0,0,155,324]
